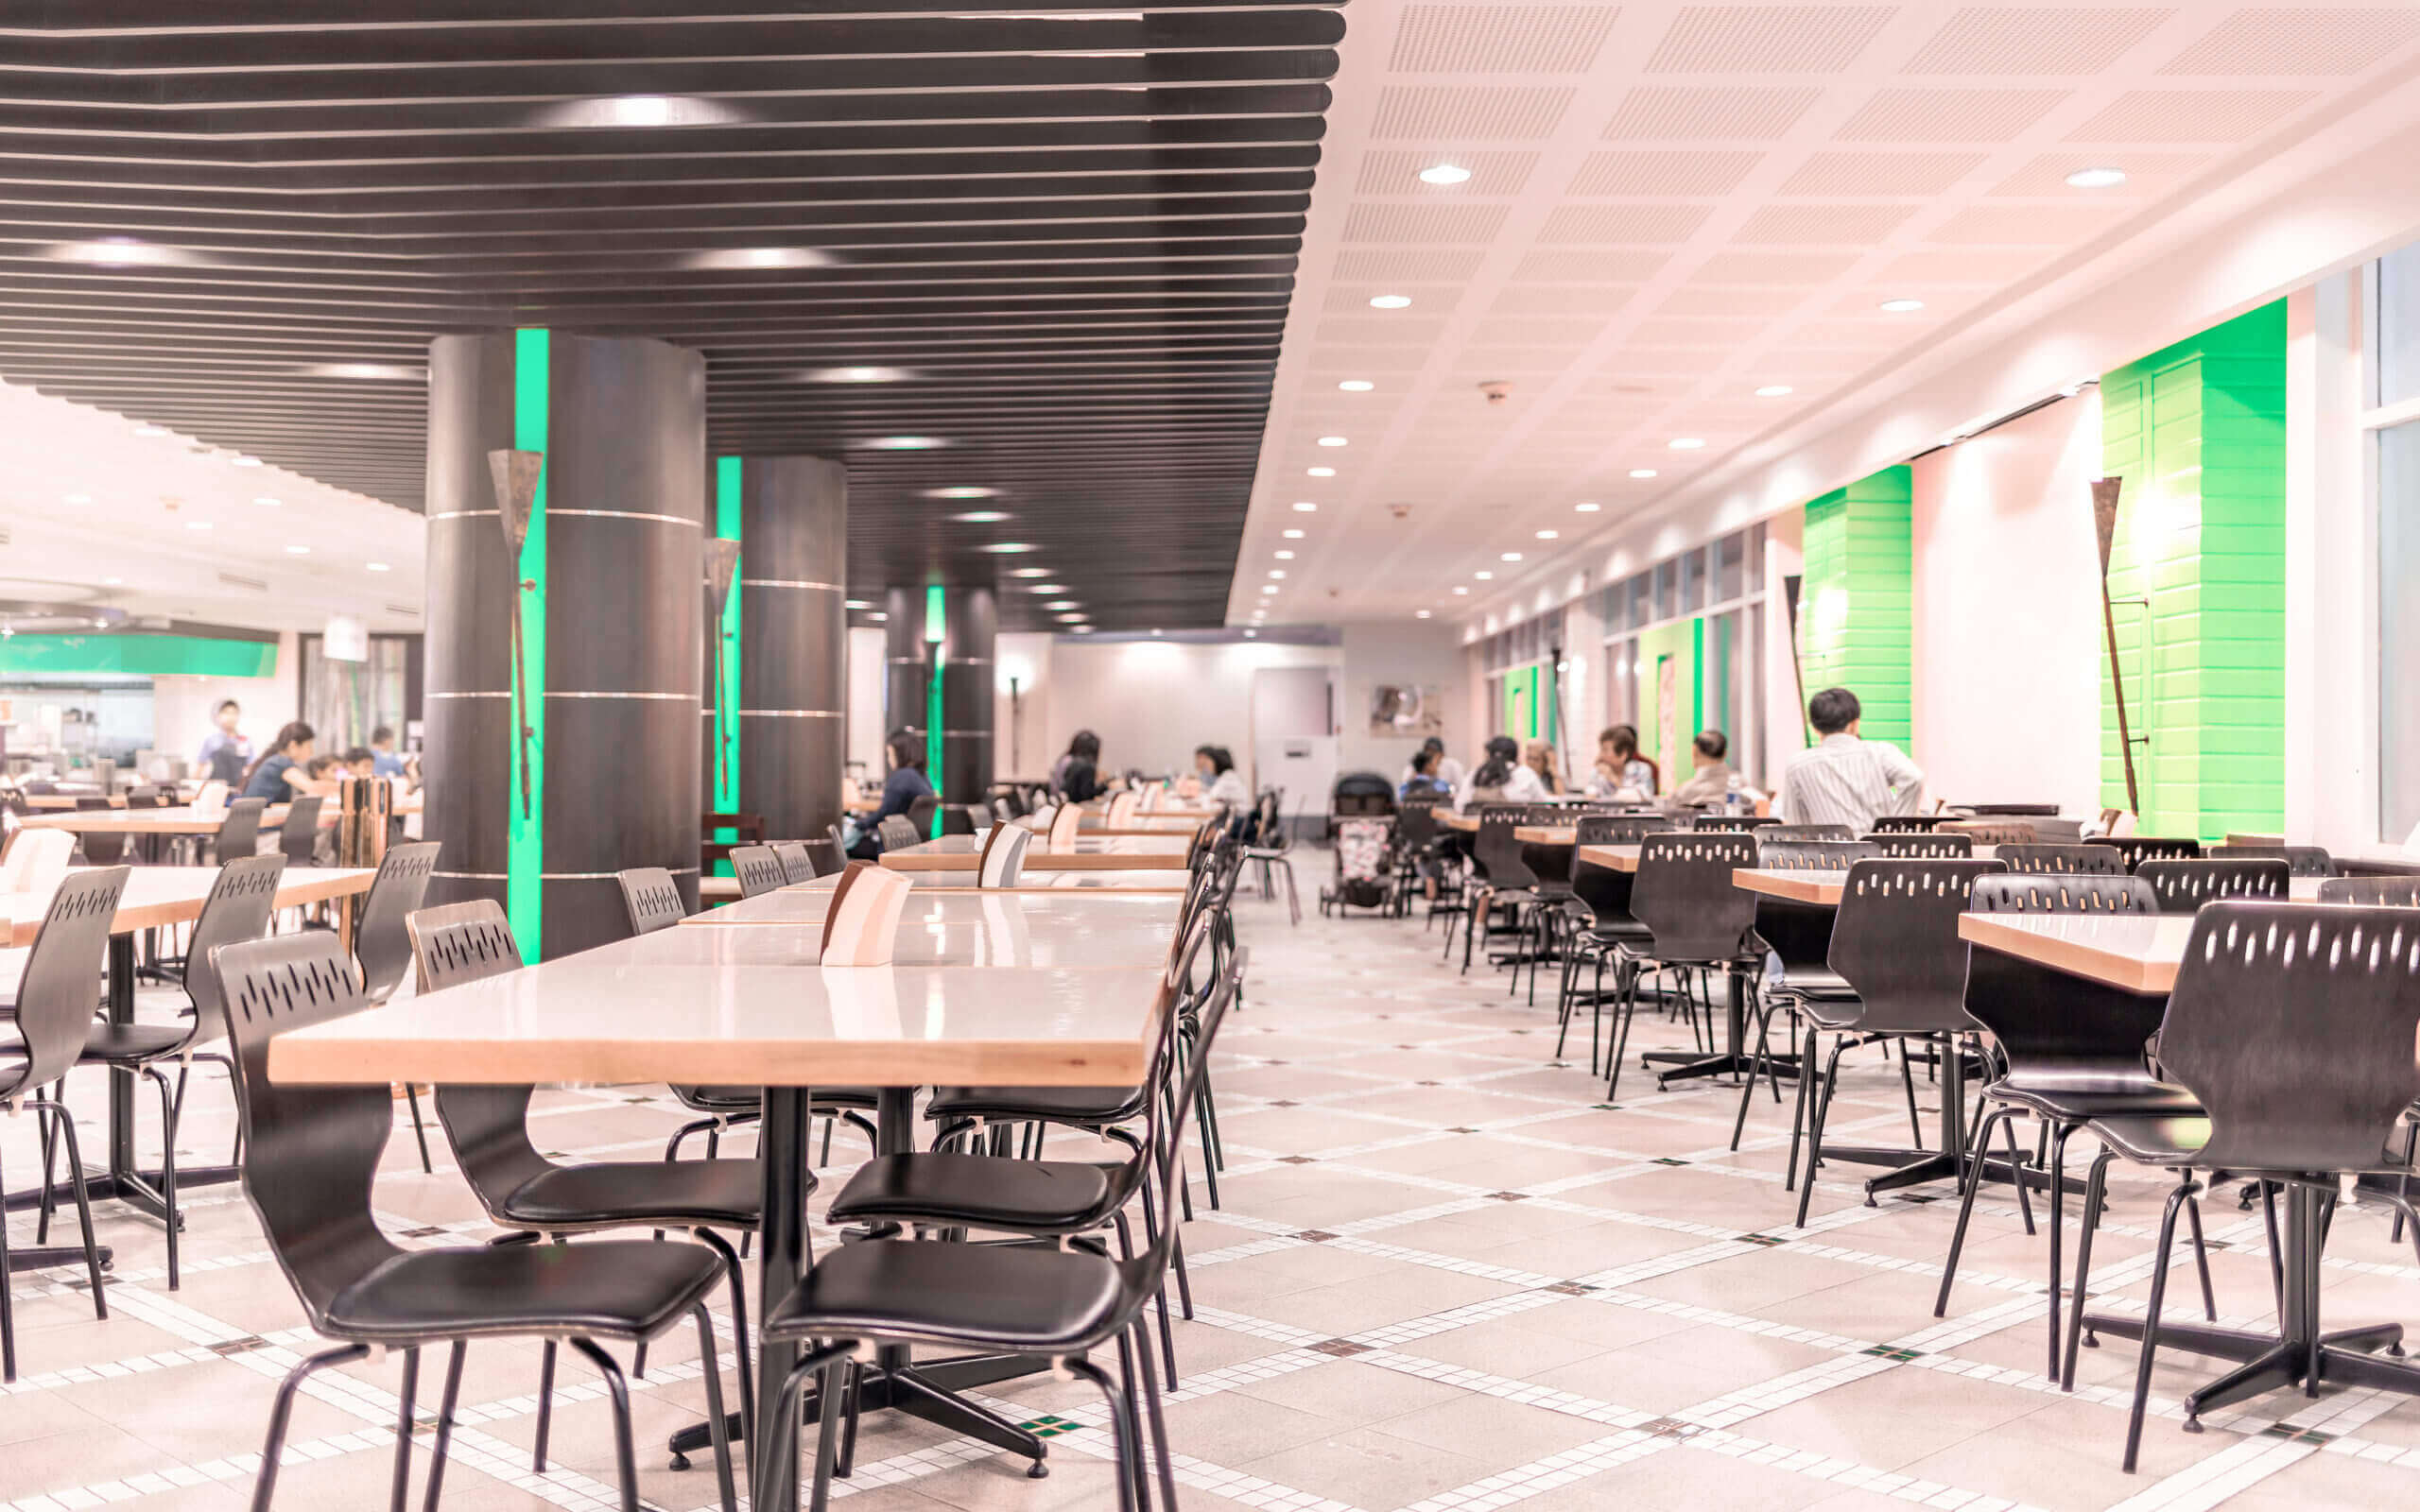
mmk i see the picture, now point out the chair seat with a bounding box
[499,1159,763,1230]
[1766,966,1858,1001]
[826,1152,1112,1231]
[1987,1074,2200,1124]
[677,1084,878,1113]
[80,1021,192,1064]
[762,1237,1126,1352]
[325,1238,725,1343]
[2082,1114,2211,1167]
[926,1084,1140,1125]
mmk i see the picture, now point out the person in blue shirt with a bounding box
[196,699,252,784]
[848,729,937,859]
[240,721,337,805]
[368,726,408,779]
[1399,747,1450,801]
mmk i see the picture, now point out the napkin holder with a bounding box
[819,861,912,967]
[978,822,1030,888]
[1047,801,1084,853]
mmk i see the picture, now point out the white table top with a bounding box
[793,869,1194,892]
[2,866,375,947]
[1736,868,2323,908]
[1015,811,1206,836]
[880,834,1194,872]
[18,802,334,834]
[675,891,1183,968]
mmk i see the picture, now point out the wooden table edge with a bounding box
[1957,912,2172,995]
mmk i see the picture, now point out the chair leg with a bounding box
[697,1228,756,1446]
[1112,1323,1151,1512]
[1899,1040,1924,1148]
[1132,1317,1183,1512]
[403,1086,433,1175]
[1604,961,1639,1101]
[2184,1190,2219,1323]
[251,1344,372,1512]
[2062,1150,2114,1390]
[389,1347,420,1512]
[0,1140,13,1384]
[1063,1353,1141,1512]
[421,1342,466,1512]
[147,1067,185,1289]
[1934,1105,2010,1321]
[2123,1181,2193,1473]
[35,1100,108,1318]
[1999,1103,2034,1237]
[566,1337,642,1510]
[769,1343,867,1512]
[2042,1123,2075,1380]
[34,1092,60,1244]
[1730,1002,1774,1151]
[1794,1038,1850,1228]
[691,1304,740,1512]
[1785,1028,1817,1193]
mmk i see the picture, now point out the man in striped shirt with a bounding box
[1776,687,1926,834]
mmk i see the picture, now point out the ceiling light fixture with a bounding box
[1879,298,1926,314]
[1073,625,1095,634]
[366,562,390,573]
[1499,552,1523,562]
[1268,570,1286,579]
[1283,528,1305,539]
[1337,379,1374,392]
[950,510,1011,523]
[1368,294,1412,309]
[925,486,1000,499]
[977,541,1037,554]
[1316,436,1348,448]
[1046,600,1078,610]
[1292,501,1318,512]
[1260,584,1279,594]
[1009,567,1048,577]
[1418,163,1472,185]
[2065,165,2127,189]
[1534,529,1558,540]
[1754,384,1794,397]
[1668,438,1704,451]
[1243,628,1257,638]
[1574,501,1600,513]
[686,246,833,271]
[845,599,873,609]
[49,237,197,268]
[307,362,422,381]
[253,496,281,507]
[1028,583,1067,593]
[62,492,89,505]
[1306,466,1336,478]
[1416,609,1433,618]
[285,545,310,556]
[1273,550,1295,559]
[1453,586,1469,595]
[1629,469,1658,479]
[1473,571,1493,581]
[860,435,947,451]
[806,366,912,384]
[607,94,674,126]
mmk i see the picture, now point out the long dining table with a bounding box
[880,833,1195,871]
[266,877,1187,1506]
[1,866,378,1270]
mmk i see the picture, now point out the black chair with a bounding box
[208,932,742,1512]
[1553,815,1666,1070]
[1996,843,2126,875]
[1868,815,1944,833]
[2067,903,2420,1469]
[2083,835,2202,868]
[1933,873,2202,1382]
[2318,875,2420,904]
[346,841,442,1170]
[762,947,1243,1512]
[1794,857,2009,1227]
[876,814,921,852]
[1243,788,1300,924]
[2209,842,2334,877]
[906,793,940,838]
[1609,832,1761,1097]
[1461,806,1547,990]
[1731,839,1879,1153]
[211,797,268,865]
[274,793,322,864]
[1691,813,1777,832]
[771,839,819,885]
[2135,857,2291,914]
[45,855,285,1289]
[73,795,129,865]
[410,898,767,1473]
[1863,831,1974,858]
[730,843,787,899]
[1761,823,1856,842]
[941,804,979,836]
[0,868,126,1381]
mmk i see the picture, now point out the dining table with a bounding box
[17,802,338,835]
[1,866,378,1271]
[266,877,1185,1506]
[880,833,1195,872]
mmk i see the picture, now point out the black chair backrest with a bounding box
[352,841,440,1005]
[2,867,130,1094]
[999,788,1028,819]
[1762,823,1856,842]
[277,795,323,862]
[184,854,289,1041]
[1969,872,2156,914]
[1395,796,1443,850]
[730,843,787,899]
[941,805,978,836]
[1996,843,2126,875]
[1574,815,1664,846]
[1864,831,1974,859]
[211,932,397,1330]
[877,814,920,852]
[1756,838,1879,871]
[2136,857,2291,915]
[214,798,268,864]
[769,840,817,885]
[24,781,57,795]
[1692,814,1777,833]
[75,795,112,811]
[2318,876,2420,905]
[2159,903,2420,1172]
[1629,832,1759,963]
[906,794,940,837]
[407,901,552,1226]
[2085,835,2202,869]
[1867,815,1942,833]
[616,866,686,935]
[2210,843,2333,878]
[1948,820,2039,847]
[1828,857,2006,1033]
[1472,807,1537,890]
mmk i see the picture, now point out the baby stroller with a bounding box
[1320,816,1394,917]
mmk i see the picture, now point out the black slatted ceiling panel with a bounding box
[0,1,1343,631]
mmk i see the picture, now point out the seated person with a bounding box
[1670,730,1743,807]
[1776,687,1925,833]
[1460,735,1547,808]
[847,730,937,860]
[1399,747,1451,801]
[1193,745,1251,809]
[240,722,339,804]
[1585,725,1656,799]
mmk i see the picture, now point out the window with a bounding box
[298,633,420,758]
[1680,548,1706,614]
[1598,524,1770,786]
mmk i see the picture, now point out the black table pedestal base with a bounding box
[669,1350,1059,1465]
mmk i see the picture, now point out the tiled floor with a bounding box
[7,888,2420,1512]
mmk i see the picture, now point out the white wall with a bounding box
[990,632,1055,782]
[1909,394,2105,816]
[1337,620,1468,780]
[149,631,300,775]
[1042,638,1341,787]
[844,626,884,778]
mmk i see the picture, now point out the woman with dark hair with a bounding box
[1460,734,1546,809]
[240,721,336,803]
[1193,744,1249,808]
[1050,730,1101,798]
[850,728,937,859]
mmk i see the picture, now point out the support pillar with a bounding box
[939,587,997,808]
[726,456,848,868]
[883,585,929,753]
[424,330,705,958]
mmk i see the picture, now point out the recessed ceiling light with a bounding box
[1028,583,1067,593]
[49,237,199,268]
[1629,469,1658,479]
[607,94,674,126]
[950,510,1011,523]
[1534,529,1558,541]
[1337,379,1374,392]
[1416,609,1433,618]
[1474,571,1493,580]
[1668,438,1704,451]
[1754,384,1794,397]
[1046,600,1078,610]
[307,362,422,381]
[230,455,264,467]
[685,246,834,271]
[1273,550,1295,559]
[185,520,212,532]
[62,492,90,504]
[1878,298,1925,314]
[1243,628,1258,638]
[845,599,872,609]
[1072,625,1094,634]
[1292,501,1318,512]
[1009,567,1048,577]
[285,544,310,556]
[253,496,281,507]
[131,425,169,438]
[1268,570,1285,579]
[1368,295,1412,310]
[925,486,1000,499]
[1260,585,1279,594]
[806,366,914,384]
[861,435,947,450]
[1306,466,1336,478]
[2065,165,2127,189]
[1283,528,1305,539]
[366,562,390,573]
[1316,436,1348,447]
[1574,502,1600,513]
[1418,163,1472,185]
[1500,552,1523,562]
[869,612,888,622]
[101,576,123,586]
[978,541,1037,553]
[1453,586,1469,595]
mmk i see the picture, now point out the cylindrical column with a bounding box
[939,587,997,806]
[883,585,928,750]
[424,330,705,959]
[736,456,848,867]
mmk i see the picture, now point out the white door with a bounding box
[1251,665,1337,830]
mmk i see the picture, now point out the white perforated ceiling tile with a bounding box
[1490,284,1646,314]
[1510,248,1677,281]
[1390,4,1626,73]
[1732,201,1920,242]
[1332,247,1493,283]
[1926,203,2135,244]
[1342,201,1514,243]
[1317,316,1455,345]
[1645,6,1896,73]
[2159,7,2420,75]
[1600,84,1824,138]
[1835,87,2074,141]
[1788,318,1917,349]
[1873,247,2057,284]
[1356,149,1542,195]
[1631,317,1765,345]
[1566,148,1767,195]
[1688,249,1864,284]
[1535,202,1718,242]
[1307,346,1435,372]
[1324,283,1467,313]
[1469,315,1602,346]
[1371,84,1577,139]
[1654,285,1817,317]
[2065,87,2321,140]
[1451,346,1590,372]
[1780,149,1988,195]
[1900,7,2177,75]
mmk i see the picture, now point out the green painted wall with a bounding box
[2098,301,2286,842]
[0,633,276,679]
[1799,465,1913,749]
[1637,618,1697,786]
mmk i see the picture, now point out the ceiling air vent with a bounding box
[216,571,269,593]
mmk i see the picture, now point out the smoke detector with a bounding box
[1387,503,1411,520]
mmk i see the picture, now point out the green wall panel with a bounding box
[0,633,276,679]
[1798,464,1913,749]
[2098,300,2286,842]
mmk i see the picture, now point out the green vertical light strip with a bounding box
[711,455,743,873]
[924,585,946,828]
[509,328,550,961]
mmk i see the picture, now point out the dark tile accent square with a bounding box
[1295,1230,1340,1244]
[1310,1339,1374,1358]
[209,1336,270,1356]
[1541,1281,1595,1297]
[1486,1191,1531,1202]
[1275,1155,1317,1165]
